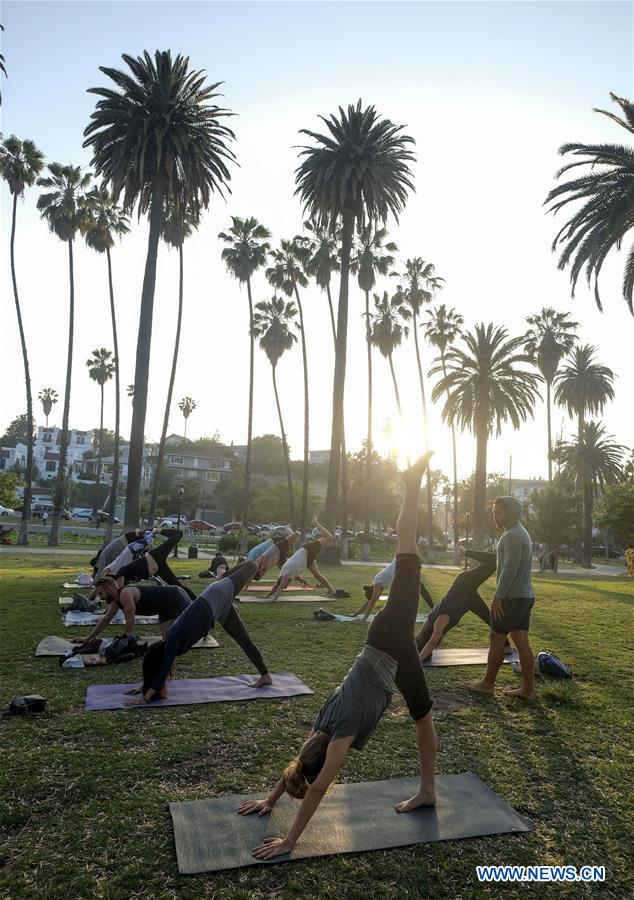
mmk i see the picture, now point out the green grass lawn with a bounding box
[1,555,632,898]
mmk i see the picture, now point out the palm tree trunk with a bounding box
[149,243,184,527]
[293,284,310,536]
[49,239,75,546]
[92,383,104,527]
[546,379,553,482]
[388,355,404,420]
[340,424,349,560]
[105,247,120,542]
[324,209,355,539]
[473,419,489,548]
[363,288,373,561]
[412,313,435,559]
[9,192,33,545]
[325,284,337,345]
[442,355,460,564]
[573,411,585,564]
[582,475,593,568]
[45,411,49,428]
[124,184,164,528]
[242,276,256,551]
[272,363,296,525]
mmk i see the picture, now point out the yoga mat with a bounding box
[63,610,159,626]
[63,582,92,589]
[245,585,312,592]
[35,634,218,656]
[170,772,533,873]
[85,672,313,711]
[237,594,335,604]
[422,648,519,667]
[329,612,428,623]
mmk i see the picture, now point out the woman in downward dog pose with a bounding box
[264,520,336,601]
[103,528,194,598]
[240,453,437,860]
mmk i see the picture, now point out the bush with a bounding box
[218,534,262,553]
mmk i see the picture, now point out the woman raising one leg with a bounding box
[239,452,437,860]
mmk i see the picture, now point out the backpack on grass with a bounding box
[535,650,572,679]
[4,695,49,716]
[103,634,149,664]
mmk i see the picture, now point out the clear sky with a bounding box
[2,0,633,484]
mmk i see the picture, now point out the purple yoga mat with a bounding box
[84,672,313,711]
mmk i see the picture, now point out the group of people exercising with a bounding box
[72,451,536,860]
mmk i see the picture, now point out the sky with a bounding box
[2,0,633,487]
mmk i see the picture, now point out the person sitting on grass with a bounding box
[239,453,437,861]
[198,550,230,579]
[351,557,434,621]
[468,496,536,701]
[415,543,513,660]
[264,519,336,601]
[122,542,284,705]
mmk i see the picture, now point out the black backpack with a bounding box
[4,695,49,716]
[103,634,148,664]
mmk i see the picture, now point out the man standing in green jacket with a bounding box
[468,496,536,700]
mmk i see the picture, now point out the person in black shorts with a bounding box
[103,529,195,599]
[415,546,513,660]
[239,453,436,861]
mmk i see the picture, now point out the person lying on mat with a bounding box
[71,580,193,649]
[415,543,513,661]
[264,519,336,601]
[350,557,433,621]
[123,545,283,705]
[239,453,437,860]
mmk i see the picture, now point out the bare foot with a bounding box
[394,790,436,813]
[326,590,337,598]
[507,687,536,700]
[467,680,495,695]
[253,673,273,687]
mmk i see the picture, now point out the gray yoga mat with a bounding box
[63,610,159,626]
[422,648,519,667]
[237,594,335,604]
[35,634,218,656]
[85,671,313,711]
[170,772,533,873]
[63,582,93,589]
[329,612,428,623]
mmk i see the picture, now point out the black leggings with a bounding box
[116,531,195,599]
[223,561,268,675]
[367,553,432,721]
[419,580,433,609]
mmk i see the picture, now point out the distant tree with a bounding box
[347,446,402,529]
[251,482,317,524]
[1,414,34,447]
[455,472,508,546]
[595,482,634,548]
[369,290,410,424]
[179,397,196,438]
[0,472,22,509]
[529,480,581,554]
[167,478,200,519]
[86,348,116,523]
[38,388,58,428]
[297,218,340,340]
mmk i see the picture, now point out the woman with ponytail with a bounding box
[239,453,437,859]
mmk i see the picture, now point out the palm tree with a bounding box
[84,50,236,527]
[127,384,135,400]
[0,25,6,105]
[219,216,271,541]
[148,205,199,526]
[424,304,464,561]
[396,257,444,557]
[545,93,634,315]
[369,290,411,427]
[430,324,541,546]
[82,187,130,540]
[266,239,311,534]
[297,218,340,342]
[0,135,45,544]
[179,397,196,438]
[557,422,625,566]
[524,307,578,481]
[348,225,397,556]
[295,100,416,530]
[37,163,92,545]
[39,388,58,428]
[252,296,299,524]
[86,349,116,524]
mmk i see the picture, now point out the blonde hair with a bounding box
[282,731,330,799]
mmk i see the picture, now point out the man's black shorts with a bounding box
[491,597,534,634]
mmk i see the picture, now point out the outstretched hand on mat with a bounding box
[251,836,293,859]
[238,798,274,817]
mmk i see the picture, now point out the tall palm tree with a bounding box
[148,204,199,526]
[37,163,92,545]
[86,348,116,524]
[557,422,625,566]
[524,307,578,481]
[252,296,299,524]
[295,100,416,530]
[84,50,236,527]
[39,388,58,428]
[349,225,397,556]
[297,218,340,342]
[396,257,444,557]
[179,397,196,438]
[424,304,464,561]
[545,93,634,315]
[1,135,45,544]
[266,239,311,534]
[430,324,541,546]
[369,290,411,427]
[219,216,271,540]
[82,187,130,540]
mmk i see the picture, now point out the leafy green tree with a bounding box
[431,324,541,546]
[295,100,416,532]
[524,307,578,480]
[219,216,271,544]
[528,480,581,555]
[545,93,634,314]
[346,446,401,529]
[37,162,92,545]
[455,472,507,546]
[250,435,289,476]
[86,348,115,522]
[1,414,34,447]
[251,482,317,524]
[85,50,236,527]
[595,482,634,548]
[369,290,410,423]
[1,135,45,543]
[168,478,201,519]
[0,473,22,509]
[38,388,58,428]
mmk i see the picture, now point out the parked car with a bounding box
[222,521,260,535]
[72,508,93,520]
[90,510,120,524]
[188,519,216,532]
[351,531,384,545]
[160,514,190,528]
[592,546,621,559]
[0,504,15,516]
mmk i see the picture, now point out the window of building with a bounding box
[176,468,184,477]
[43,433,52,443]
[170,456,184,465]
[223,460,231,469]
[206,471,221,481]
[45,461,57,472]
[76,435,85,445]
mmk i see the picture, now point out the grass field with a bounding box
[1,554,632,898]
